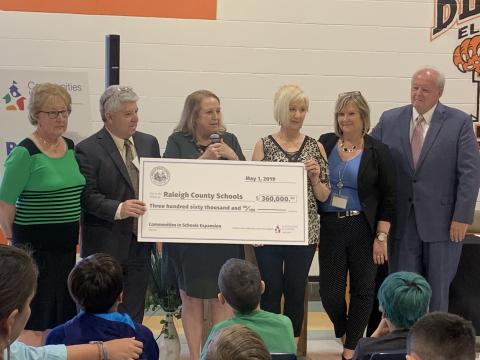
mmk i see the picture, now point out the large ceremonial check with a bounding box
[138,158,308,245]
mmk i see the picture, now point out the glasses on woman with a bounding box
[37,110,71,119]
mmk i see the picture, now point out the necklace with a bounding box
[339,139,360,153]
[337,161,349,190]
[35,131,62,148]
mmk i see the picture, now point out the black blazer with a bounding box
[318,133,396,233]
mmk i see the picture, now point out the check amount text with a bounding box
[256,195,297,203]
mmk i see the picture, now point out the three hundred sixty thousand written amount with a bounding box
[150,203,240,211]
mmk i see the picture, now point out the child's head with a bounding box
[205,324,271,360]
[0,245,38,349]
[378,271,431,329]
[68,253,123,313]
[218,259,263,313]
[407,312,475,360]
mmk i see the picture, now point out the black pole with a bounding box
[105,34,120,88]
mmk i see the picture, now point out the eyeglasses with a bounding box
[37,110,71,119]
[102,86,133,108]
[338,91,362,98]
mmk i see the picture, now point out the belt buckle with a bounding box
[338,212,347,219]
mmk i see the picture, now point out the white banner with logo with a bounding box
[0,70,91,176]
[139,158,309,245]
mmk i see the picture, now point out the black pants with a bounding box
[254,244,316,337]
[319,213,377,350]
[13,222,78,330]
[118,234,152,323]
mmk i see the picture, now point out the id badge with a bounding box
[331,194,348,209]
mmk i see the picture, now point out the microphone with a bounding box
[209,133,221,144]
[209,133,225,160]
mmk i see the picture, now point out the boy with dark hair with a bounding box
[200,258,296,359]
[406,312,475,360]
[46,253,158,360]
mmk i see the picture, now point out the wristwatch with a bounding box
[375,232,388,242]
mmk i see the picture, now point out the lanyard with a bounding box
[336,160,349,195]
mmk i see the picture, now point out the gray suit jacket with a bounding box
[76,127,161,260]
[371,103,480,242]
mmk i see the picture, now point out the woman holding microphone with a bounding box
[163,90,245,360]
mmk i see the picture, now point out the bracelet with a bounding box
[89,341,108,360]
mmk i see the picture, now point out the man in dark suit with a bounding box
[76,85,161,322]
[371,67,480,311]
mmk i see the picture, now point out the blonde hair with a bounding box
[273,84,309,126]
[28,83,72,125]
[205,324,271,360]
[334,92,370,136]
[175,90,226,138]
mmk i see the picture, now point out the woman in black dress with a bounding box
[163,90,245,360]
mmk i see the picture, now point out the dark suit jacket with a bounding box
[319,133,396,233]
[76,127,161,261]
[371,103,480,242]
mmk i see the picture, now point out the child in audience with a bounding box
[353,271,431,360]
[200,258,296,359]
[46,253,158,360]
[204,324,271,360]
[406,312,475,360]
[0,244,143,360]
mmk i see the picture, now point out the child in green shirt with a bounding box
[201,259,296,359]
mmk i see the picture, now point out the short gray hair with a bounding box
[99,85,139,122]
[413,67,446,91]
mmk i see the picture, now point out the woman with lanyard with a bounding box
[317,91,396,360]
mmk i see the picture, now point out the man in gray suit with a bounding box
[371,67,480,311]
[76,85,161,322]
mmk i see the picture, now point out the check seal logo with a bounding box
[150,166,170,186]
